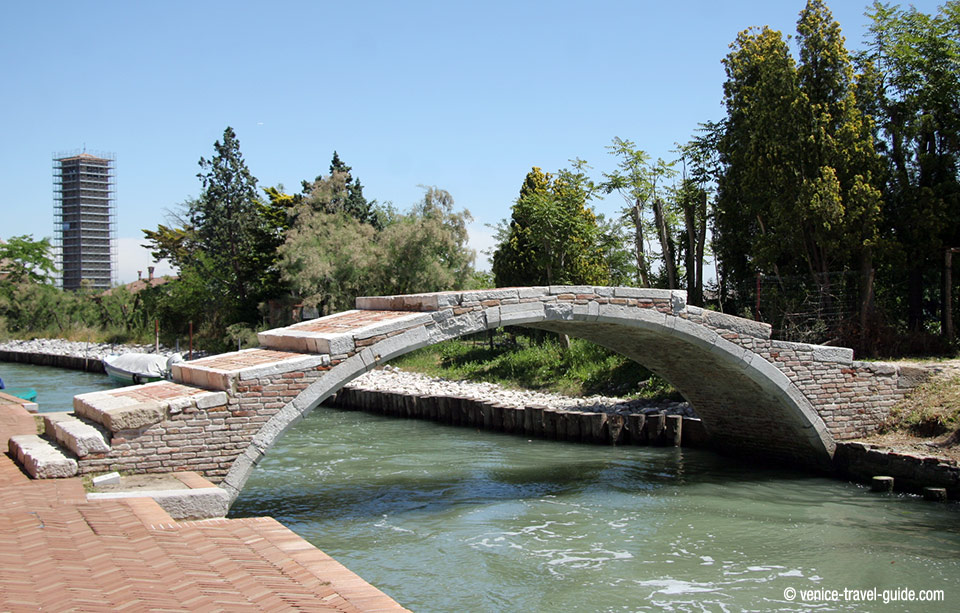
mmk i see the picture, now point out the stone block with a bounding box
[43,412,110,457]
[518,287,549,299]
[544,303,574,320]
[484,306,501,329]
[811,345,855,363]
[196,391,228,410]
[703,310,772,339]
[101,400,165,432]
[550,285,594,295]
[88,487,230,520]
[571,301,600,321]
[9,435,78,478]
[498,301,546,326]
[92,472,121,486]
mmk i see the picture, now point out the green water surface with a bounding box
[230,408,960,612]
[0,360,120,412]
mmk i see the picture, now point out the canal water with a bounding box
[4,362,958,611]
[0,361,119,412]
[231,408,960,612]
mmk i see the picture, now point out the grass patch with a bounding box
[389,331,682,401]
[882,375,960,438]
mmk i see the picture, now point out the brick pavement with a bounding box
[186,350,309,372]
[0,400,409,612]
[292,310,413,334]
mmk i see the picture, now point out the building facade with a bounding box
[53,152,116,290]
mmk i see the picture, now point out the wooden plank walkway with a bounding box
[0,401,409,612]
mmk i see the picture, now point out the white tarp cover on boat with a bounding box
[104,353,168,377]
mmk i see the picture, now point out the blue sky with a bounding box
[0,0,943,283]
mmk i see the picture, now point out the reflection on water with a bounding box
[231,408,960,612]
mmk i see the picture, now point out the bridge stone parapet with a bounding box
[14,286,930,506]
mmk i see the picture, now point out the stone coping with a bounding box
[356,285,688,312]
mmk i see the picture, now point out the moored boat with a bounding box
[3,388,38,402]
[102,353,183,384]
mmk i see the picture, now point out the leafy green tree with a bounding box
[0,235,57,284]
[301,151,378,228]
[279,210,377,314]
[602,138,679,288]
[491,167,551,286]
[493,162,609,287]
[715,2,883,340]
[191,126,278,317]
[861,1,960,334]
[279,186,474,315]
[373,187,474,295]
[142,127,282,338]
[716,25,802,299]
[795,0,884,316]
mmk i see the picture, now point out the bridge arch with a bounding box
[219,287,835,502]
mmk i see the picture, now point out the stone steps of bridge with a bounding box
[257,308,434,355]
[74,381,224,433]
[42,411,110,458]
[8,434,78,479]
[171,347,331,391]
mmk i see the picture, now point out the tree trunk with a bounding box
[632,202,650,287]
[908,262,925,332]
[684,202,696,301]
[653,198,676,289]
[694,191,707,306]
[859,250,876,356]
[944,248,955,344]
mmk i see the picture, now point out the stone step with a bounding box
[171,348,329,391]
[43,412,110,458]
[8,434,78,479]
[74,382,225,433]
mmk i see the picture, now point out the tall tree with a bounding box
[676,130,718,306]
[716,2,883,339]
[143,127,280,334]
[302,151,377,227]
[602,138,678,288]
[279,186,473,314]
[716,25,802,299]
[861,1,960,334]
[493,162,609,287]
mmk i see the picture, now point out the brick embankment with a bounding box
[0,397,409,612]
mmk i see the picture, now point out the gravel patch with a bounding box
[349,365,697,417]
[0,338,180,360]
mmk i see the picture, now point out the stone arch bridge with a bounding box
[13,287,927,503]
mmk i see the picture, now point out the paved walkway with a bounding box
[0,398,409,612]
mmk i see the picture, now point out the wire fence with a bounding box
[755,271,862,344]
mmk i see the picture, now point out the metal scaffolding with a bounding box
[53,150,117,290]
